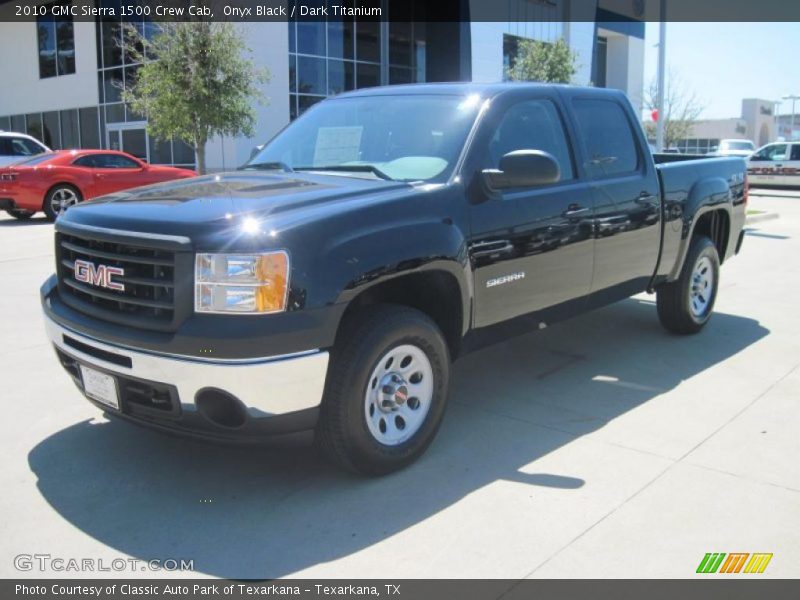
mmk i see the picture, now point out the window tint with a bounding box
[572,98,640,177]
[3,137,44,156]
[75,154,140,168]
[73,155,99,167]
[488,99,574,181]
[791,145,800,161]
[104,154,140,168]
[752,144,788,161]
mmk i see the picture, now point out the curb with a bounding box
[745,212,780,225]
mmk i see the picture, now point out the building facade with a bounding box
[0,0,646,172]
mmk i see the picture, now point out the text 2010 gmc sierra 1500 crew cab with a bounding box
[41,84,747,475]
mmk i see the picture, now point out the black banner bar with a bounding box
[2,0,800,22]
[4,580,800,600]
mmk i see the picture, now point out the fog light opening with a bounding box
[195,388,247,429]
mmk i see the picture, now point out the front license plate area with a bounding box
[79,365,120,410]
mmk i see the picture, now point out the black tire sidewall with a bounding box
[683,238,720,326]
[324,307,450,474]
[44,184,81,221]
[6,209,34,220]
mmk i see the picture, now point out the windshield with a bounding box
[721,141,754,151]
[246,94,483,182]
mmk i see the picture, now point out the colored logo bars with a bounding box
[697,553,773,574]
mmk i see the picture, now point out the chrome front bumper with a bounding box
[45,314,329,419]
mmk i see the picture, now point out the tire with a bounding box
[656,235,720,334]
[316,304,451,476]
[43,184,82,221]
[6,208,34,220]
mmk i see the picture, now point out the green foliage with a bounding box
[121,22,269,173]
[505,38,577,84]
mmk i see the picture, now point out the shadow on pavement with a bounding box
[28,299,768,578]
[0,216,51,226]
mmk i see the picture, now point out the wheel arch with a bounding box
[335,267,469,360]
[42,181,83,211]
[668,176,734,281]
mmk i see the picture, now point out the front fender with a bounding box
[318,217,472,337]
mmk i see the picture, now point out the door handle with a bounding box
[564,203,589,217]
[637,191,657,203]
[470,240,514,258]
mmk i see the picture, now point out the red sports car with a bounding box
[0,150,196,221]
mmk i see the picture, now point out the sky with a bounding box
[642,22,800,120]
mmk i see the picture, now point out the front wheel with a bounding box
[656,235,720,334]
[43,184,82,221]
[316,305,451,476]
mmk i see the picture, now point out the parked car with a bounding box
[0,149,196,220]
[40,84,747,475]
[747,141,800,186]
[710,139,755,157]
[0,131,50,167]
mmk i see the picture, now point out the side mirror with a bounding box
[482,150,561,191]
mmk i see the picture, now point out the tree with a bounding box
[504,38,577,84]
[121,22,269,174]
[644,70,704,151]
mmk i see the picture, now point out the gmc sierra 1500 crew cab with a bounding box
[41,84,747,475]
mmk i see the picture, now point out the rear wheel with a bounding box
[316,304,451,476]
[6,208,34,220]
[43,184,82,221]
[656,235,720,334]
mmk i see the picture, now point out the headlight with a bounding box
[194,252,289,314]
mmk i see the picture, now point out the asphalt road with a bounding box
[1,190,798,579]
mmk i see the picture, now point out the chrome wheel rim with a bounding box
[50,187,79,215]
[690,256,714,317]
[364,344,434,446]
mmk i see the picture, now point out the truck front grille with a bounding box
[56,232,179,329]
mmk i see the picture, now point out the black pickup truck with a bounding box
[41,84,747,475]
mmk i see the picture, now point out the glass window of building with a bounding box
[37,3,76,78]
[60,110,79,149]
[288,1,425,119]
[79,107,100,148]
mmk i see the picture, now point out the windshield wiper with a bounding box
[294,164,394,181]
[239,161,294,172]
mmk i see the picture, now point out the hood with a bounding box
[59,170,412,239]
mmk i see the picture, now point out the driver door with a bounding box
[467,94,595,328]
[89,154,146,196]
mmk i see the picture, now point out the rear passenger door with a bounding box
[570,96,661,298]
[468,93,595,328]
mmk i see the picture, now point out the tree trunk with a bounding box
[195,143,206,175]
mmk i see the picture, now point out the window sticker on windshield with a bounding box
[313,126,363,165]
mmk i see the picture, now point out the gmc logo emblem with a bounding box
[74,259,125,292]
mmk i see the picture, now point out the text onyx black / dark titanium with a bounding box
[41,83,747,475]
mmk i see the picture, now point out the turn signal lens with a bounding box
[194,252,289,314]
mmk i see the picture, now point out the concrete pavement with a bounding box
[0,190,798,579]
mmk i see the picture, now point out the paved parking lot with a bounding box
[1,190,798,579]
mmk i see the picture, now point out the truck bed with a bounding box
[655,155,748,282]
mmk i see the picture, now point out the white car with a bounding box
[0,131,51,167]
[748,142,800,187]
[711,139,755,157]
